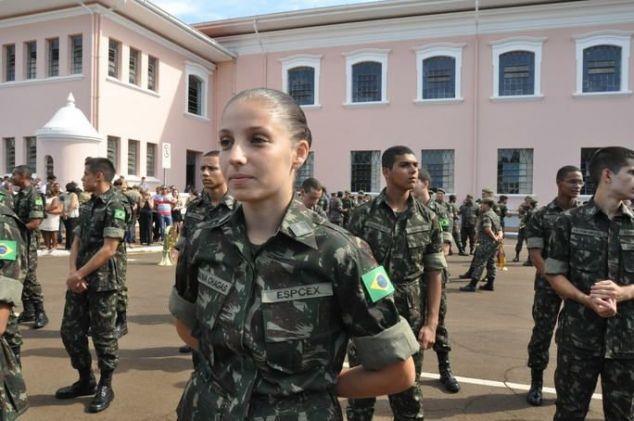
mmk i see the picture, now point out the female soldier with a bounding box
[169,88,419,420]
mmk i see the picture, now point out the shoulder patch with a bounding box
[361,266,394,303]
[34,197,43,206]
[0,240,17,261]
[114,208,126,221]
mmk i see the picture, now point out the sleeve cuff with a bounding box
[351,316,420,371]
[545,258,569,275]
[441,232,453,243]
[482,222,492,228]
[424,252,448,270]
[527,237,544,249]
[103,227,125,239]
[169,287,197,330]
[0,276,23,308]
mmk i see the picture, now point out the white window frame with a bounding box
[280,54,321,108]
[343,48,390,106]
[574,31,632,96]
[413,43,464,104]
[490,37,545,100]
[184,61,210,120]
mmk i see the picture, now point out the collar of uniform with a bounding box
[583,198,633,220]
[373,188,415,216]
[621,202,634,219]
[94,187,116,204]
[278,200,319,250]
[221,194,236,211]
[547,198,579,212]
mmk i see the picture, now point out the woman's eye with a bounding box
[219,138,232,149]
[252,135,268,144]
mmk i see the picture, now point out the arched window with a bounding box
[45,155,54,178]
[423,56,456,99]
[583,45,622,93]
[287,66,315,106]
[188,75,203,115]
[499,51,535,96]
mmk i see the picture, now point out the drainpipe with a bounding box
[252,18,268,87]
[77,1,101,131]
[471,0,480,195]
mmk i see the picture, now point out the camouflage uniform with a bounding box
[60,188,129,375]
[0,203,29,419]
[545,200,634,421]
[328,196,344,226]
[459,202,477,254]
[170,199,419,420]
[428,200,453,245]
[13,185,44,315]
[308,203,327,219]
[525,199,578,373]
[346,190,447,420]
[465,209,501,282]
[0,189,14,210]
[497,203,508,231]
[449,202,464,254]
[515,204,533,258]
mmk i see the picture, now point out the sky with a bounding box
[148,0,384,24]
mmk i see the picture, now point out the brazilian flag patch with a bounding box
[114,209,126,221]
[35,197,43,206]
[0,240,17,261]
[361,266,394,303]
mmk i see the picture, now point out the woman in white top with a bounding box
[61,182,80,250]
[40,182,63,251]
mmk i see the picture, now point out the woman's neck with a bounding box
[242,187,293,245]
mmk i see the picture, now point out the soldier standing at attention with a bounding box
[346,147,446,420]
[55,158,129,413]
[301,177,328,218]
[524,165,583,406]
[11,166,48,329]
[513,196,536,264]
[0,201,28,420]
[174,150,234,355]
[545,147,634,420]
[497,195,509,232]
[459,195,477,255]
[460,199,503,292]
[412,170,461,394]
[448,194,464,256]
[170,88,418,420]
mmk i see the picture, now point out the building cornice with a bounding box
[215,0,634,55]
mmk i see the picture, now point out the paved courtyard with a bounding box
[19,245,604,420]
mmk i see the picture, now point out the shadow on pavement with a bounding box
[27,393,90,410]
[128,314,173,325]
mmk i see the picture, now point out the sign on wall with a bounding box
[162,142,171,169]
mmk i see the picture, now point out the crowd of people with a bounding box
[0,87,631,421]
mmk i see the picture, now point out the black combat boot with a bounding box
[114,311,128,339]
[88,370,115,413]
[179,345,192,353]
[33,303,49,329]
[479,278,495,291]
[437,352,460,393]
[512,254,520,262]
[55,368,97,399]
[526,368,543,406]
[460,279,478,292]
[18,301,35,324]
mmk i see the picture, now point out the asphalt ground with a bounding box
[18,245,605,420]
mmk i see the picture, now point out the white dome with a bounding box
[35,93,103,142]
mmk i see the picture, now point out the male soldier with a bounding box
[56,158,129,413]
[328,192,344,226]
[497,195,509,232]
[460,199,503,291]
[301,177,327,218]
[174,150,234,355]
[459,195,477,255]
[524,165,583,406]
[432,188,454,255]
[545,147,634,420]
[0,201,28,419]
[11,166,48,329]
[513,196,536,264]
[342,191,353,226]
[111,179,133,338]
[412,170,461,394]
[347,146,446,420]
[448,194,464,255]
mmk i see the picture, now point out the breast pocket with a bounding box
[570,233,604,273]
[261,283,336,374]
[620,237,634,274]
[406,225,431,261]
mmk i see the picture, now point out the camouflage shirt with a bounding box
[0,204,26,308]
[348,190,446,283]
[74,188,130,292]
[328,197,344,223]
[13,185,44,228]
[459,202,477,227]
[545,199,634,358]
[526,198,579,290]
[477,209,502,245]
[170,200,418,419]
[175,192,235,251]
[308,203,327,218]
[0,189,14,210]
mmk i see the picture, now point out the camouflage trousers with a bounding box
[61,289,118,373]
[3,314,21,356]
[468,241,498,281]
[347,280,424,421]
[515,227,526,256]
[452,224,464,253]
[460,226,476,254]
[554,347,634,421]
[527,287,561,371]
[421,270,451,354]
[0,337,27,420]
[22,233,43,308]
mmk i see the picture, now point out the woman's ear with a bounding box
[292,140,310,170]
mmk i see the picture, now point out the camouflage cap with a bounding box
[481,187,494,194]
[436,188,446,194]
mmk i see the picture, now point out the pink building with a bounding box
[1,0,633,208]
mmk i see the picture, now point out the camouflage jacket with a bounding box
[175,192,235,251]
[75,187,130,292]
[545,200,634,358]
[13,185,44,229]
[169,200,418,419]
[0,189,14,210]
[477,209,502,245]
[328,197,344,223]
[348,190,446,283]
[518,204,534,229]
[526,198,579,290]
[459,202,477,227]
[0,204,26,309]
[308,203,327,218]
[449,202,460,222]
[427,199,452,233]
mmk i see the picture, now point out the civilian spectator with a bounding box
[40,182,63,252]
[139,189,154,245]
[60,182,80,250]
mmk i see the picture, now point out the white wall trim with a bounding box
[343,48,390,104]
[105,75,160,97]
[414,43,465,102]
[574,32,631,94]
[185,61,211,119]
[279,54,322,106]
[491,37,545,98]
[0,74,84,89]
